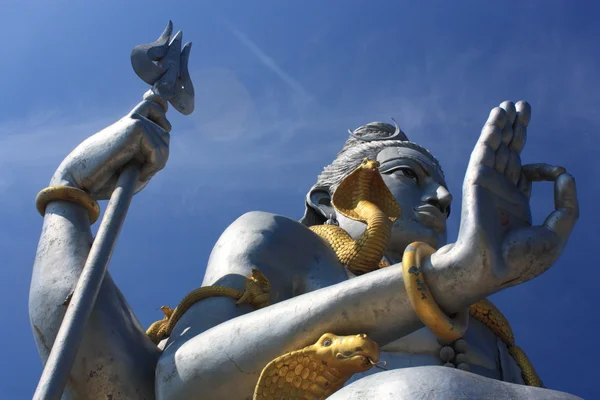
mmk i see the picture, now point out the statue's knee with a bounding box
[329,367,580,400]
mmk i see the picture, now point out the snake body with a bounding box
[147,158,541,398]
[307,158,542,388]
[469,299,542,387]
[253,333,380,400]
[309,159,401,275]
[146,269,270,344]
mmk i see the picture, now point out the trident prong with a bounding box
[131,21,195,115]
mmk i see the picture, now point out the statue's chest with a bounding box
[346,320,505,386]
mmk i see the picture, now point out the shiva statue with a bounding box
[29,27,580,400]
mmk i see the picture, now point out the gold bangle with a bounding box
[35,186,100,224]
[402,241,469,341]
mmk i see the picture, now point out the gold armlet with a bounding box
[36,186,100,224]
[402,241,469,341]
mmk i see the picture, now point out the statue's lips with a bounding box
[413,205,446,232]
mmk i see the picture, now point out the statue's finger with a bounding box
[469,107,511,176]
[515,101,532,127]
[136,118,171,182]
[517,172,531,199]
[501,124,513,146]
[469,143,496,168]
[509,124,527,153]
[477,107,507,151]
[522,163,566,182]
[131,99,172,132]
[487,107,507,128]
[478,123,502,151]
[504,151,521,185]
[543,172,579,238]
[494,144,509,173]
[500,101,517,125]
[499,101,515,145]
[501,225,561,287]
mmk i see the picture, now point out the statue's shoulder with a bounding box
[202,211,348,300]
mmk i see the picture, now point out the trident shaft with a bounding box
[33,21,194,400]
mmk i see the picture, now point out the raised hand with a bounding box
[455,101,579,293]
[49,91,171,200]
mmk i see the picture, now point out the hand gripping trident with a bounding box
[33,22,194,400]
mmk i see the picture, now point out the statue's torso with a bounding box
[155,211,534,399]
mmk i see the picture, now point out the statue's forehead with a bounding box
[376,146,445,185]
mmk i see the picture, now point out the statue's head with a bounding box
[301,121,451,262]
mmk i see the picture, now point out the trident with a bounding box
[33,21,194,400]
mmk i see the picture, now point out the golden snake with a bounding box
[147,157,541,398]
[469,299,542,387]
[146,269,270,344]
[307,158,542,388]
[253,333,380,400]
[309,159,401,275]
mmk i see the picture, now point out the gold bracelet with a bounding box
[402,241,469,341]
[35,186,100,224]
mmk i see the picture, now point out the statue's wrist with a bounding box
[41,169,100,224]
[420,243,490,314]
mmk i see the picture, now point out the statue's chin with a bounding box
[388,218,447,256]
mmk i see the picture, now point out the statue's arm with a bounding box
[157,101,580,400]
[30,201,159,399]
[156,212,482,400]
[29,94,171,399]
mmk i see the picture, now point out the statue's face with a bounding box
[336,146,451,263]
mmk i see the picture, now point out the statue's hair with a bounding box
[301,122,444,226]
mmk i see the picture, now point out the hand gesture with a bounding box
[50,92,171,200]
[456,101,579,292]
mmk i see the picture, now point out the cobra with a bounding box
[309,158,401,275]
[253,333,380,400]
[147,158,541,391]
[309,159,542,387]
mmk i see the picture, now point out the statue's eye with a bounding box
[396,167,417,181]
[322,338,332,347]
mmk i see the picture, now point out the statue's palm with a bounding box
[457,101,578,292]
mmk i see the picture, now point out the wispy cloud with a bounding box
[222,22,313,105]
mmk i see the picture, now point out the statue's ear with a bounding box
[300,186,334,226]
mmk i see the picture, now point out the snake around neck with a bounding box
[253,333,380,400]
[147,158,541,398]
[309,158,401,275]
[308,158,542,388]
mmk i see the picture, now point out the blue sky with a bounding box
[2,1,599,398]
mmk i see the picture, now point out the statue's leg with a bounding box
[328,367,582,400]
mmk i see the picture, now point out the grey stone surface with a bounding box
[27,24,580,400]
[329,367,582,400]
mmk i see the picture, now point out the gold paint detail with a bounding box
[146,269,270,344]
[402,241,469,341]
[36,186,101,224]
[309,159,401,275]
[253,333,380,400]
[508,345,543,387]
[307,157,540,387]
[401,243,542,386]
[469,299,543,387]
